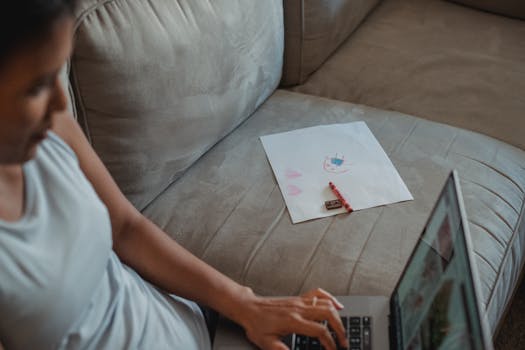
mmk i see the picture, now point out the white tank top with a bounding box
[0,132,210,350]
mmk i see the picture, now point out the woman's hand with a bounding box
[236,288,348,350]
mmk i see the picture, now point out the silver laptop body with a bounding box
[213,171,493,350]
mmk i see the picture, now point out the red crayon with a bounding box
[329,181,353,213]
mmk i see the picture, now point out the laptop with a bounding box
[213,171,494,350]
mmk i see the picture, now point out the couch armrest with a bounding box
[449,0,525,20]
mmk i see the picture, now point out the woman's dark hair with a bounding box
[0,0,77,63]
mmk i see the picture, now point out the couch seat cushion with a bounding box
[142,90,525,334]
[289,0,525,150]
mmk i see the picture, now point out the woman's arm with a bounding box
[52,113,348,350]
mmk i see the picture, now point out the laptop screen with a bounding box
[390,174,486,349]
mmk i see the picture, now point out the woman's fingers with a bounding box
[296,317,338,350]
[242,292,349,350]
[302,288,344,310]
[303,298,348,348]
[257,336,288,350]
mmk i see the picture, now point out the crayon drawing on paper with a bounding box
[260,122,413,223]
[323,154,351,174]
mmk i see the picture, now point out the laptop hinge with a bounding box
[389,297,403,349]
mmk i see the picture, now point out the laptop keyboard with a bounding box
[290,316,372,350]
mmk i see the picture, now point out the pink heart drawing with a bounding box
[287,184,302,196]
[285,169,302,179]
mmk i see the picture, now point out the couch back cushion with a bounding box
[281,0,381,86]
[70,0,284,210]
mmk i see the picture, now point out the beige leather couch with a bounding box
[66,0,525,342]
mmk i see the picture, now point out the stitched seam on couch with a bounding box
[490,215,525,335]
[66,61,79,122]
[299,0,305,82]
[74,0,121,30]
[70,0,130,143]
[68,56,92,143]
[485,190,525,318]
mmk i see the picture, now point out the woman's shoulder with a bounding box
[34,131,80,174]
[44,112,82,163]
[45,131,78,160]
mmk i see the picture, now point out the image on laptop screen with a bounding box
[391,175,485,349]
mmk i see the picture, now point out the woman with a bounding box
[0,1,348,349]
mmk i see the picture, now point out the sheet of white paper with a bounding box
[260,122,413,223]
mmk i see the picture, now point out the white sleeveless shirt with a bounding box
[0,133,210,350]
